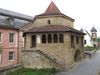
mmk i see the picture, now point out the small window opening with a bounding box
[48,20,51,24]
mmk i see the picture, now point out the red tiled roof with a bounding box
[44,1,61,15]
[35,1,74,22]
[24,25,85,35]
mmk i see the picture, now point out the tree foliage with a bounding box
[85,45,94,51]
[96,38,100,42]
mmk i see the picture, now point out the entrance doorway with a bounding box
[31,35,36,47]
[74,50,81,62]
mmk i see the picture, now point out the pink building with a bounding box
[0,8,33,68]
[0,28,19,67]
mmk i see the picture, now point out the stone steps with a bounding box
[35,50,66,71]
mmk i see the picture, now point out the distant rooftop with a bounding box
[0,8,33,21]
[0,8,33,29]
[80,28,84,32]
[91,26,97,32]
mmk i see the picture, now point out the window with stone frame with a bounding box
[9,52,14,61]
[48,34,52,43]
[41,34,46,43]
[53,34,58,43]
[59,34,64,43]
[71,35,74,48]
[9,33,15,43]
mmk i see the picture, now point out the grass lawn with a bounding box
[7,68,56,75]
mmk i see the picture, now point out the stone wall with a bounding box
[22,51,54,69]
[68,33,84,65]
[33,16,74,28]
[22,32,84,70]
[21,15,74,31]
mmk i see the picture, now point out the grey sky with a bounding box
[0,0,100,45]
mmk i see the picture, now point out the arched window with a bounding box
[31,35,36,47]
[42,34,46,43]
[59,34,64,43]
[53,34,58,43]
[48,34,52,43]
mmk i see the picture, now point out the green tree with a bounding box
[96,38,100,42]
[85,45,94,51]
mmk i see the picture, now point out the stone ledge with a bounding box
[0,64,22,72]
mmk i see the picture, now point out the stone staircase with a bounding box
[34,50,66,71]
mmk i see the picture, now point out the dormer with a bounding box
[7,17,14,25]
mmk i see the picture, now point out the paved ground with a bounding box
[56,50,100,75]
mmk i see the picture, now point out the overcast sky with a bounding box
[0,0,100,45]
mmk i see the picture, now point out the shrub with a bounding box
[85,45,94,51]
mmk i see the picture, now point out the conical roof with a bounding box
[80,28,83,32]
[91,26,97,32]
[35,1,75,22]
[44,1,61,15]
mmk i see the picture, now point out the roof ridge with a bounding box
[0,8,33,21]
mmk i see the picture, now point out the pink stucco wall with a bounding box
[0,28,19,67]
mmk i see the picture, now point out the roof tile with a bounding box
[25,25,85,35]
[45,1,61,15]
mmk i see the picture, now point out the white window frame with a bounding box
[9,33,15,43]
[0,32,2,43]
[8,51,14,61]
